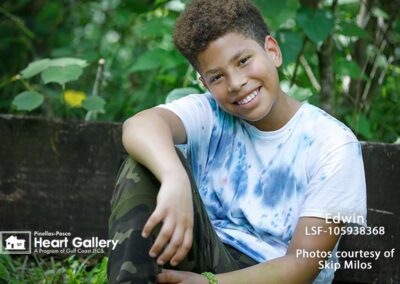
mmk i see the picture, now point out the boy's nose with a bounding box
[227,72,247,93]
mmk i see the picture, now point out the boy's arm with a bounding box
[123,107,187,181]
[122,107,193,266]
[158,217,342,283]
[214,217,343,283]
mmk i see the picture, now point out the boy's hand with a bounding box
[157,269,208,284]
[142,175,194,266]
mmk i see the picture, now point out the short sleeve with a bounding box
[300,142,367,226]
[156,93,214,180]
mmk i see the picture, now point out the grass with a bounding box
[0,254,107,283]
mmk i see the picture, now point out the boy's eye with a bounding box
[210,74,222,83]
[239,56,251,65]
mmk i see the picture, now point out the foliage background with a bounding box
[0,0,399,142]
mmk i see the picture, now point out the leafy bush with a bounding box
[0,0,399,142]
[9,57,107,121]
[0,254,107,283]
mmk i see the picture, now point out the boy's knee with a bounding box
[126,157,159,183]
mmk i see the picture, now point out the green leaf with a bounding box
[138,18,174,37]
[49,58,88,68]
[35,1,63,34]
[357,115,373,140]
[372,7,389,20]
[345,114,373,140]
[130,49,169,72]
[161,50,186,70]
[121,0,154,14]
[267,0,300,30]
[337,22,371,39]
[333,58,367,79]
[254,0,299,30]
[20,59,51,79]
[375,54,388,68]
[166,88,199,103]
[166,0,185,12]
[12,91,44,111]
[276,30,303,65]
[253,0,287,19]
[82,96,106,112]
[0,260,12,282]
[41,65,83,85]
[288,84,314,101]
[273,0,300,29]
[130,49,185,72]
[296,7,334,44]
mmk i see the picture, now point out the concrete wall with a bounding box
[0,114,399,282]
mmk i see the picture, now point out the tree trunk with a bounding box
[318,37,334,114]
[317,0,337,114]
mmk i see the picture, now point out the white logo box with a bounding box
[0,231,31,254]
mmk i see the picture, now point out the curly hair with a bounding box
[173,0,269,69]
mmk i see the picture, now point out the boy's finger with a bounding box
[157,269,182,283]
[142,209,163,238]
[171,229,192,264]
[157,225,184,266]
[150,219,175,260]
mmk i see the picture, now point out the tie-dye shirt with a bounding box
[158,92,366,283]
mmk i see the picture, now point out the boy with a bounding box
[108,0,366,283]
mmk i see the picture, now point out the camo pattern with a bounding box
[107,149,257,283]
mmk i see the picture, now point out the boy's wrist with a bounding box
[159,166,189,184]
[201,272,218,284]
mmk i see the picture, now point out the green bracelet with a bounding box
[201,272,218,284]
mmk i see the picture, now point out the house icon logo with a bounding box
[5,235,26,250]
[0,231,31,254]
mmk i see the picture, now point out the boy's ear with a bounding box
[264,35,283,68]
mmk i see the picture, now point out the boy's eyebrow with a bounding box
[230,49,247,64]
[204,49,248,77]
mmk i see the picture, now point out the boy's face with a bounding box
[197,32,284,129]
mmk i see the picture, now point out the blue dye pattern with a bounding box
[254,168,268,197]
[254,180,263,198]
[283,212,291,226]
[209,117,235,169]
[230,142,248,200]
[209,98,218,112]
[262,234,287,248]
[218,230,267,261]
[207,125,219,158]
[207,191,224,219]
[225,143,235,169]
[282,225,293,242]
[302,134,314,147]
[213,219,230,228]
[262,166,299,207]
[231,209,247,223]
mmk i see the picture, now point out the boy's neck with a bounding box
[248,90,302,132]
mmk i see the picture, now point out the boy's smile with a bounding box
[197,32,300,131]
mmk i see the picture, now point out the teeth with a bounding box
[237,89,259,105]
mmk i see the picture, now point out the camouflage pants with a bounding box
[107,148,257,283]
